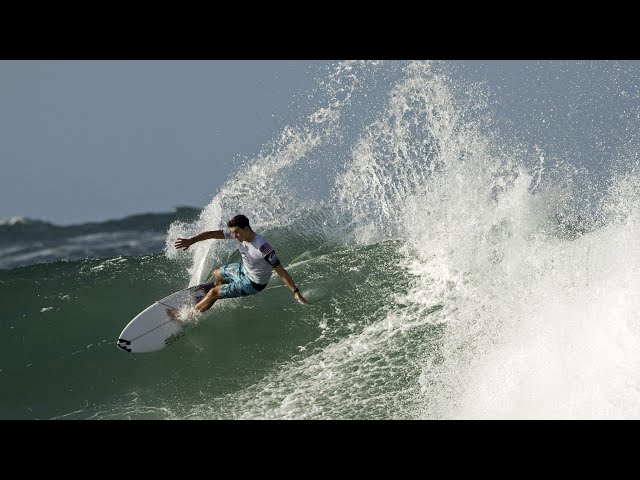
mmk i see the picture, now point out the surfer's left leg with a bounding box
[195,285,222,312]
[212,268,227,287]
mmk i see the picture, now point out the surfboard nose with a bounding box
[116,338,131,352]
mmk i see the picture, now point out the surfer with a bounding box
[174,214,309,312]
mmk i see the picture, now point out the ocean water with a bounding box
[2,60,639,419]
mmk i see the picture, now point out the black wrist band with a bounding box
[293,288,299,294]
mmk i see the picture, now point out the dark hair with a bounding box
[227,214,250,229]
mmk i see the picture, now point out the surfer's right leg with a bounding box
[218,264,261,299]
[197,263,258,310]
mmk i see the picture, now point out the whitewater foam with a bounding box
[160,60,640,419]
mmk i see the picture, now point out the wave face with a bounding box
[2,61,639,419]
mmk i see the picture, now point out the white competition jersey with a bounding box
[223,228,281,284]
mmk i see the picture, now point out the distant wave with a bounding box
[0,207,201,269]
[0,216,51,227]
[0,206,200,231]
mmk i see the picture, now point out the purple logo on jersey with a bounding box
[266,251,280,267]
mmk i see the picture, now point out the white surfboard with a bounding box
[116,281,216,353]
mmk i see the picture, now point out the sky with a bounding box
[0,61,329,225]
[1,60,637,225]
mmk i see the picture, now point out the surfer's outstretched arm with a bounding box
[273,265,309,304]
[175,230,226,250]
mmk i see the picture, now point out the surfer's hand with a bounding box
[294,292,310,305]
[175,238,194,250]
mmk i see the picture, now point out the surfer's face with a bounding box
[229,226,250,242]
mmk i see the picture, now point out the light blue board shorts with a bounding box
[218,263,267,298]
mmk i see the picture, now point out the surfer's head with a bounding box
[227,215,253,242]
[227,215,250,230]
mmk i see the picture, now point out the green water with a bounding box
[0,238,443,419]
